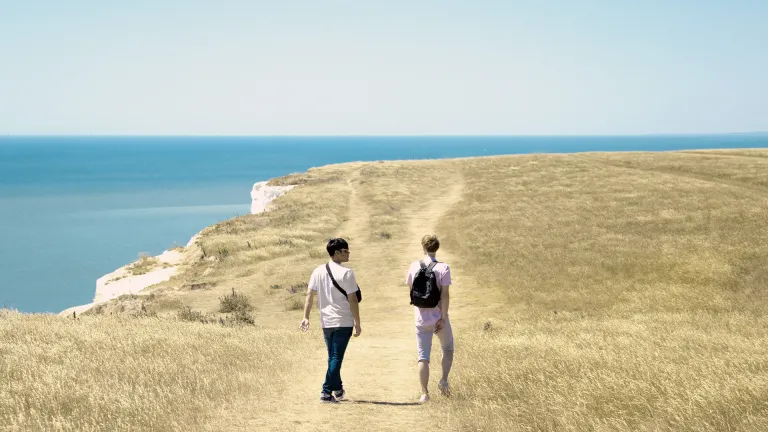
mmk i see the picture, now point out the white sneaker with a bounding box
[419,393,430,404]
[320,393,338,403]
[333,389,346,401]
[438,380,451,397]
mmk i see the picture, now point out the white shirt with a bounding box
[308,260,359,328]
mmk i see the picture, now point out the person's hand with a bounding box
[354,323,362,337]
[435,318,444,334]
[299,318,310,332]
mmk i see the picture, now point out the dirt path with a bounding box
[207,169,466,431]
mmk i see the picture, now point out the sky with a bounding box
[0,0,766,135]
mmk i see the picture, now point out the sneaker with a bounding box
[333,389,346,401]
[418,393,430,404]
[320,393,338,403]
[438,380,451,397]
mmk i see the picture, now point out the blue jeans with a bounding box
[322,327,353,394]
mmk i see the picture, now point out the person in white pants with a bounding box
[405,235,454,403]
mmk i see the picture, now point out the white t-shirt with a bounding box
[308,260,359,328]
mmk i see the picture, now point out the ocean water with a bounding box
[1,135,766,313]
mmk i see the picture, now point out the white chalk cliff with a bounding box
[251,181,294,214]
[59,181,295,316]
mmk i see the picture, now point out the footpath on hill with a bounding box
[205,169,468,431]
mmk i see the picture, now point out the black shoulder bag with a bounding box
[325,264,363,303]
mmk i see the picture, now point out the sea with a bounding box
[1,135,766,313]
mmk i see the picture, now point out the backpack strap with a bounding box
[421,260,438,273]
[326,263,349,299]
[422,260,440,288]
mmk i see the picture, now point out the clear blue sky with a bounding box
[1,0,766,135]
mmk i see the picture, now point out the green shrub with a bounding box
[177,306,212,323]
[223,310,256,326]
[219,288,253,313]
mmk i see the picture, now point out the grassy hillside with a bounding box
[3,150,768,431]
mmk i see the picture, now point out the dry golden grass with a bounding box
[436,151,768,431]
[120,163,361,318]
[4,149,768,431]
[0,309,318,432]
[441,311,768,431]
[124,256,166,276]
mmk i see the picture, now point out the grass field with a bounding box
[3,149,768,431]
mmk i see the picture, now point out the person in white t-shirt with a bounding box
[300,238,362,403]
[405,235,453,404]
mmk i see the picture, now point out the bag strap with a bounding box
[421,260,441,289]
[421,260,438,273]
[326,264,348,298]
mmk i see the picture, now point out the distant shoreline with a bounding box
[57,181,296,317]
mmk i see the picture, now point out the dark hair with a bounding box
[326,238,349,257]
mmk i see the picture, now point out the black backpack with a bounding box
[326,264,362,303]
[410,261,440,308]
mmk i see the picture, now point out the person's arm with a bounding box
[341,270,363,337]
[436,265,452,333]
[439,285,450,317]
[348,293,361,337]
[299,287,316,332]
[344,270,362,337]
[435,285,450,332]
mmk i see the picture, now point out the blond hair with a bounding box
[421,235,440,253]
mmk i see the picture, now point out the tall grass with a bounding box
[435,152,768,431]
[138,165,356,316]
[6,150,768,431]
[0,310,313,431]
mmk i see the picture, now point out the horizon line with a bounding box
[2,131,767,138]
